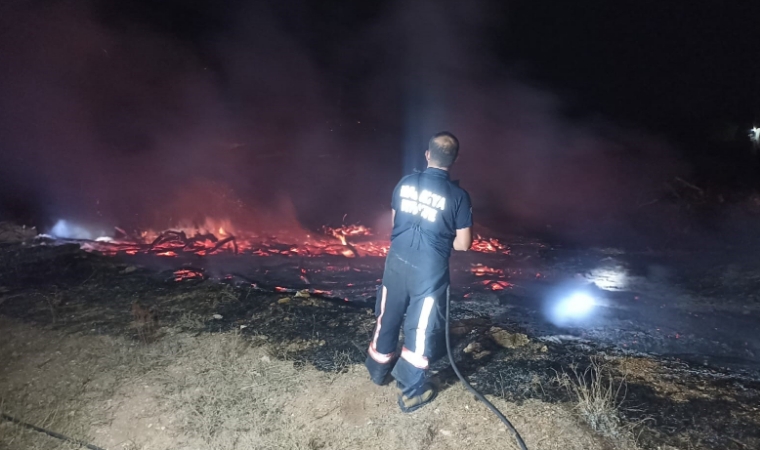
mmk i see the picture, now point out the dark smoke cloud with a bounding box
[0,1,238,228]
[0,0,352,234]
[361,0,686,243]
[0,0,685,245]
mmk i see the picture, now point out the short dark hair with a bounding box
[428,131,459,167]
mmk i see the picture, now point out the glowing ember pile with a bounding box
[321,224,373,258]
[470,264,514,290]
[482,280,513,291]
[470,235,510,255]
[322,224,373,239]
[173,268,205,281]
[470,264,505,277]
[58,220,513,261]
[72,222,390,258]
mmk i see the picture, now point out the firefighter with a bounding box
[366,131,473,412]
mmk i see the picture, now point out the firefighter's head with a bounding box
[426,131,459,169]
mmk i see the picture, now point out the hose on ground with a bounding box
[1,412,107,450]
[445,288,529,450]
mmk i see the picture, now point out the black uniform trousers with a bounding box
[365,249,449,397]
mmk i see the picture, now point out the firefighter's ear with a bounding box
[425,150,430,161]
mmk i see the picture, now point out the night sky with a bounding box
[1,0,759,241]
[97,1,760,145]
[503,2,760,143]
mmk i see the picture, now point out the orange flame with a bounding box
[65,218,513,262]
[471,264,504,277]
[173,268,204,281]
[471,235,511,255]
[489,280,513,290]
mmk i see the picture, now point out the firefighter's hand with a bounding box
[453,227,472,251]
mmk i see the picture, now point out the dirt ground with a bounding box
[1,316,629,450]
[1,244,759,449]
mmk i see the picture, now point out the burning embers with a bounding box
[150,230,238,256]
[322,224,372,258]
[470,264,514,291]
[470,235,510,255]
[483,280,513,291]
[173,268,205,281]
[322,224,372,240]
[471,264,504,277]
[62,220,513,261]
[73,222,389,258]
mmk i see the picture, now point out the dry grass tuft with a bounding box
[131,300,159,343]
[328,349,355,373]
[175,312,207,331]
[555,357,643,447]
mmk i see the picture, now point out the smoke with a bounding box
[0,0,685,245]
[371,0,686,243]
[0,1,232,228]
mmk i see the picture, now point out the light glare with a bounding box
[560,292,595,317]
[548,291,597,325]
[50,220,93,240]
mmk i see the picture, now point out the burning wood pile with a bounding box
[40,220,514,261]
[470,263,515,291]
[470,236,511,255]
[62,223,388,258]
[25,218,532,297]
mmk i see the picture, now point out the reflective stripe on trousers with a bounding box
[400,295,436,369]
[368,285,394,363]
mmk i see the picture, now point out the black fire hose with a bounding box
[1,413,107,450]
[445,288,529,450]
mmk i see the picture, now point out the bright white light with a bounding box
[49,220,114,241]
[561,292,595,316]
[751,127,760,145]
[51,220,93,240]
[549,292,597,325]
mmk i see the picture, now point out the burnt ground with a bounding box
[1,240,759,449]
